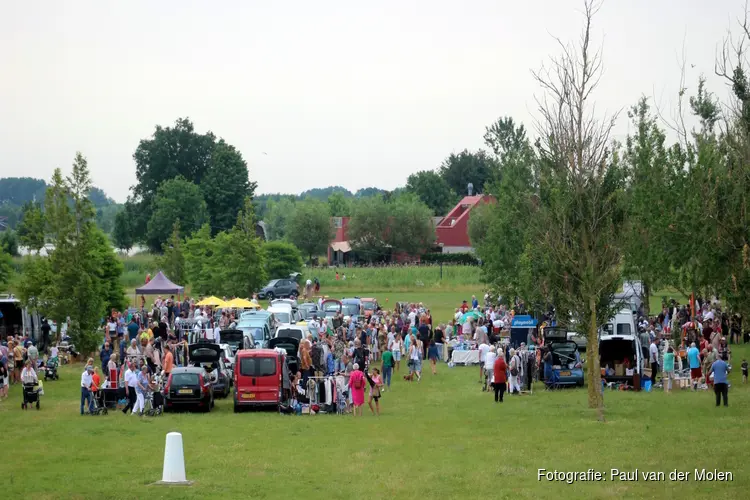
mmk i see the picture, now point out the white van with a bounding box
[268,304,294,326]
[598,307,643,385]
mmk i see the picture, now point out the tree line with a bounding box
[467,1,750,419]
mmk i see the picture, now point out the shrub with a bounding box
[421,252,479,266]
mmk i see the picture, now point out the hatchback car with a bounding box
[164,367,214,412]
[258,279,299,300]
[189,342,232,398]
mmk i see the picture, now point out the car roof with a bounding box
[600,334,636,341]
[236,348,282,358]
[170,367,204,374]
[361,297,376,302]
[342,298,360,304]
[268,305,292,313]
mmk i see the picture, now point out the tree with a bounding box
[201,141,255,234]
[158,220,186,286]
[286,199,333,264]
[405,170,456,215]
[0,230,19,257]
[264,198,296,241]
[91,228,128,314]
[184,224,218,296]
[438,149,497,197]
[113,208,135,253]
[146,176,208,252]
[388,194,435,257]
[263,241,304,278]
[0,177,46,206]
[348,196,390,262]
[328,191,352,217]
[17,201,45,253]
[0,248,11,288]
[529,0,624,419]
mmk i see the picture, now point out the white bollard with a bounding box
[155,432,193,485]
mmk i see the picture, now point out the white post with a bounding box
[156,432,192,485]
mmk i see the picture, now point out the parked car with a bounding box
[298,303,321,321]
[320,299,342,319]
[219,329,244,358]
[220,343,235,370]
[360,298,379,319]
[341,298,361,322]
[164,367,214,413]
[188,342,231,398]
[599,333,644,387]
[237,311,275,348]
[268,305,294,326]
[274,324,309,341]
[233,348,287,412]
[546,339,584,386]
[257,279,299,300]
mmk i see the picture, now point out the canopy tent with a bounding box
[135,271,184,295]
[224,298,259,309]
[196,296,227,307]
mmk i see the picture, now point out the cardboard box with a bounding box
[642,368,652,379]
[625,368,634,376]
[614,363,625,376]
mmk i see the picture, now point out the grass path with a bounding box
[2,344,749,499]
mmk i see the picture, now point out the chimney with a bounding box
[467,183,474,196]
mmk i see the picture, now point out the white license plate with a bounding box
[178,389,192,395]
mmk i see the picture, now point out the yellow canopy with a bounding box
[196,296,226,307]
[225,297,259,309]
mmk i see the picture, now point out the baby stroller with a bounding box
[44,357,59,381]
[22,383,41,410]
[90,390,108,415]
[144,389,163,416]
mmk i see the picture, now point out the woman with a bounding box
[366,367,383,416]
[0,355,8,399]
[299,341,313,384]
[390,333,402,373]
[131,365,149,416]
[492,351,508,402]
[408,334,421,382]
[663,346,675,393]
[427,339,439,375]
[348,363,366,417]
[21,359,38,386]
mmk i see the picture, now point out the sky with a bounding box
[0,0,741,202]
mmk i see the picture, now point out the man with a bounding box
[484,346,497,392]
[99,341,112,374]
[26,342,39,368]
[418,322,431,361]
[709,355,729,407]
[649,338,659,384]
[687,342,701,391]
[13,339,24,384]
[478,341,490,384]
[80,365,95,415]
[213,324,221,345]
[471,295,479,310]
[127,317,139,343]
[308,316,320,340]
[162,346,174,378]
[40,319,51,352]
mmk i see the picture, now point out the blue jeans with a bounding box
[80,387,93,414]
[335,359,346,373]
[383,365,392,387]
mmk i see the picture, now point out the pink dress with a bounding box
[348,370,366,406]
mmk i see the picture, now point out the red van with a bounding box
[233,348,286,412]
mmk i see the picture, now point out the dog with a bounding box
[403,372,415,382]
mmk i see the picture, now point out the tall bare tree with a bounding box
[530,0,625,420]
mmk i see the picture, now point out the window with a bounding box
[273,312,291,324]
[240,357,276,377]
[277,328,303,340]
[616,324,632,335]
[171,373,199,386]
[333,217,343,228]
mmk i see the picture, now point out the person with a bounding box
[26,342,39,368]
[13,340,24,384]
[408,335,421,381]
[742,359,748,384]
[508,349,521,394]
[381,347,393,390]
[100,342,112,374]
[163,346,174,377]
[40,319,51,352]
[687,342,701,390]
[390,333,402,373]
[122,362,138,414]
[80,365,94,415]
[477,341,490,383]
[492,351,508,402]
[484,346,497,391]
[348,363,366,417]
[708,355,729,407]
[649,338,659,384]
[293,372,309,404]
[366,367,383,416]
[0,357,8,400]
[662,346,675,393]
[132,365,149,416]
[21,359,38,386]
[427,339,439,375]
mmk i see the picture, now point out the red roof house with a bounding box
[434,195,494,253]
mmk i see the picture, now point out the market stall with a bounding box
[134,271,184,304]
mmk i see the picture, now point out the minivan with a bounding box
[233,349,286,412]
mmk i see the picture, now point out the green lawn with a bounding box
[3,344,749,499]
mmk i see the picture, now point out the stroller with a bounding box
[90,389,108,415]
[44,357,59,381]
[22,383,41,410]
[144,389,164,416]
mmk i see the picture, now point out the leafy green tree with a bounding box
[146,176,208,252]
[16,256,53,313]
[348,196,390,262]
[0,248,12,288]
[438,149,497,197]
[0,230,19,256]
[202,141,254,234]
[113,208,135,253]
[286,199,332,264]
[17,201,45,253]
[264,197,296,241]
[184,224,217,295]
[91,228,128,314]
[405,170,456,215]
[0,177,46,205]
[158,220,186,285]
[263,241,304,278]
[327,191,352,217]
[388,194,435,257]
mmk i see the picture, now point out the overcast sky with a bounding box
[0,0,740,202]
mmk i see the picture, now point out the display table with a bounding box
[451,350,480,365]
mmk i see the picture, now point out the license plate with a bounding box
[242,393,255,399]
[559,371,571,376]
[178,389,192,395]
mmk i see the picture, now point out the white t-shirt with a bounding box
[649,343,659,363]
[408,311,417,326]
[484,351,497,370]
[478,343,490,363]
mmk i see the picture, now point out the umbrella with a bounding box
[458,311,482,324]
[224,298,259,309]
[196,296,226,307]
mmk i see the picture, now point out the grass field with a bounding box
[2,342,749,499]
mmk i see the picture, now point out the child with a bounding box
[365,368,383,416]
[742,359,748,384]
